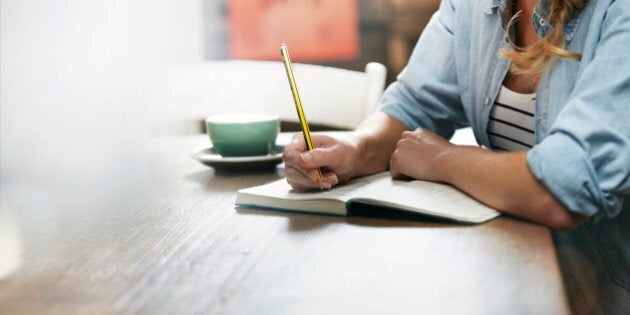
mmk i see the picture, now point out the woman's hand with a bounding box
[282,112,410,191]
[282,133,362,191]
[390,128,586,231]
[389,128,453,182]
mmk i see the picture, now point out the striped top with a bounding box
[487,85,536,151]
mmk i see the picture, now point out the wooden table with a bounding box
[0,134,570,314]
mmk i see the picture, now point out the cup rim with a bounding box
[205,113,279,124]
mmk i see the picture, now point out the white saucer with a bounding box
[190,145,284,172]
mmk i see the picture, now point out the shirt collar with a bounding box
[533,0,585,42]
[483,0,585,42]
[482,0,506,14]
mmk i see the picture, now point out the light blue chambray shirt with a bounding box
[378,0,629,311]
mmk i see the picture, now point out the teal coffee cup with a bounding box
[205,113,280,157]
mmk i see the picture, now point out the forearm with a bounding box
[348,112,408,177]
[435,146,587,230]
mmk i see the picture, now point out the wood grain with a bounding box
[0,134,570,314]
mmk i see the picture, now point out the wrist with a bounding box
[345,132,391,176]
[343,133,369,176]
[433,145,459,184]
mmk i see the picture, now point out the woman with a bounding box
[283,0,628,312]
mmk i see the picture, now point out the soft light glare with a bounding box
[0,1,203,222]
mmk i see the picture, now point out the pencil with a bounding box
[279,43,323,183]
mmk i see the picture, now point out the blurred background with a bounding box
[0,0,439,277]
[204,0,440,83]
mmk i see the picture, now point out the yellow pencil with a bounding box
[279,43,323,183]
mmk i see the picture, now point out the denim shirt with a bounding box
[378,0,629,310]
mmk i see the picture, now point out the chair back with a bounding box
[154,60,387,134]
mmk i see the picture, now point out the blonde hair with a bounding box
[500,0,585,74]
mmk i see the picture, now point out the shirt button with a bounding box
[484,97,490,105]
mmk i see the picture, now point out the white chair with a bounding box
[153,60,387,134]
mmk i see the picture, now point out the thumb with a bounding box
[298,135,337,167]
[299,149,329,168]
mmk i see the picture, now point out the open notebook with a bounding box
[236,172,500,224]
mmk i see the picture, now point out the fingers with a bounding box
[390,129,427,179]
[388,146,406,180]
[390,128,453,182]
[401,128,422,138]
[282,133,333,170]
[282,133,340,191]
[285,166,338,191]
[403,128,452,146]
[282,147,320,189]
[299,149,336,169]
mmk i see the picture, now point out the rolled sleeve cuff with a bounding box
[379,104,417,131]
[527,134,622,218]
